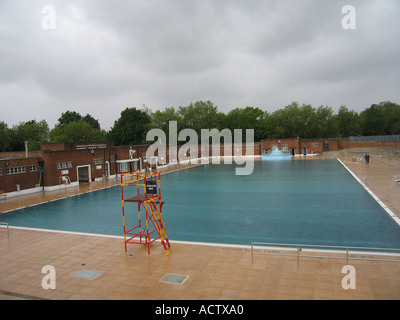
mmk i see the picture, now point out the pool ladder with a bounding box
[385,175,400,201]
[0,222,9,240]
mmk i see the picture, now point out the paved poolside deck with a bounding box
[1,149,400,300]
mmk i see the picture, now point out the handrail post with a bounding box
[346,248,349,265]
[297,245,300,266]
[0,222,9,240]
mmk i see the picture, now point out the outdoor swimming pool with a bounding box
[2,159,400,249]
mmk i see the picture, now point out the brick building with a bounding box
[0,141,147,196]
[0,156,42,194]
[260,138,341,156]
[40,141,153,188]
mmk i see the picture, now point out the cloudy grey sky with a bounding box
[1,0,399,130]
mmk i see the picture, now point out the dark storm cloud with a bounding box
[0,0,399,129]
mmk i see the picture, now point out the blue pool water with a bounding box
[2,160,400,248]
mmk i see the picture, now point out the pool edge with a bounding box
[337,158,400,227]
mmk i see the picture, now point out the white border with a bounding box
[6,225,124,239]
[5,226,400,257]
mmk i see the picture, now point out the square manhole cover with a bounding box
[160,273,188,285]
[73,269,102,280]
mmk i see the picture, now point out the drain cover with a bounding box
[160,273,188,285]
[73,269,102,279]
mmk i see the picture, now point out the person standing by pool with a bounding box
[364,153,370,164]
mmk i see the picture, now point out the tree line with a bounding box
[1,100,399,152]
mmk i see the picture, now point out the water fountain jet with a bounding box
[262,146,292,160]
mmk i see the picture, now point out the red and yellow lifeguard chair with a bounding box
[120,170,172,255]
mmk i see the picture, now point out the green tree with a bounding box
[82,114,101,130]
[56,110,101,130]
[48,125,69,142]
[269,103,343,139]
[313,106,338,138]
[0,121,13,152]
[65,121,106,142]
[150,107,181,143]
[50,110,104,142]
[298,104,317,138]
[360,104,387,136]
[335,106,361,137]
[178,100,220,135]
[216,111,228,130]
[381,101,400,135]
[269,108,286,139]
[57,111,82,127]
[360,101,400,136]
[49,121,106,142]
[225,107,271,141]
[270,102,314,138]
[108,107,151,145]
[11,120,49,151]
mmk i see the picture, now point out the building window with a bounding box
[119,162,129,173]
[282,144,288,151]
[29,165,37,172]
[7,166,26,175]
[77,144,106,150]
[94,158,103,165]
[312,143,319,147]
[57,162,72,169]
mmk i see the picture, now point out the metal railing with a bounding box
[0,193,7,210]
[349,135,400,143]
[251,242,400,266]
[0,222,9,240]
[385,175,400,201]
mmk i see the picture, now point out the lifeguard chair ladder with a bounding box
[120,170,172,255]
